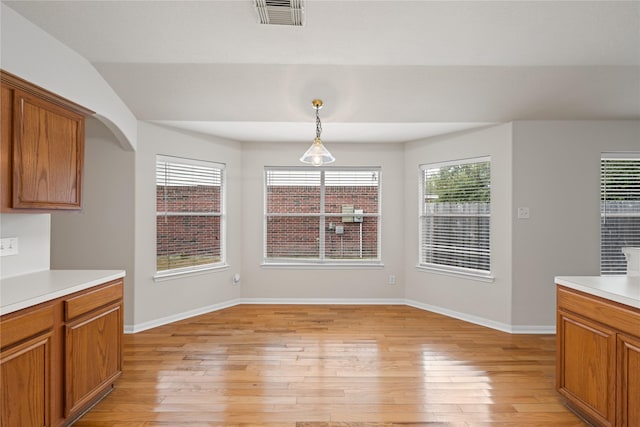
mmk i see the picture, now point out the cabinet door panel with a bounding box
[618,334,640,427]
[0,333,51,427]
[557,311,616,426]
[65,304,122,416]
[13,89,83,209]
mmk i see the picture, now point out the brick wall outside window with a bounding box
[157,185,222,271]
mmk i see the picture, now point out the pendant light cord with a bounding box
[316,105,322,139]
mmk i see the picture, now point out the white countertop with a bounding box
[0,270,126,316]
[555,275,640,310]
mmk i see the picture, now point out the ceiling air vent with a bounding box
[254,0,304,26]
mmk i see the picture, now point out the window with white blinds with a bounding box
[156,155,225,275]
[419,157,491,275]
[600,155,640,275]
[264,167,381,264]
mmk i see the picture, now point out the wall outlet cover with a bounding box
[0,237,19,256]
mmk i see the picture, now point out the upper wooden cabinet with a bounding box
[1,71,93,212]
[12,89,84,209]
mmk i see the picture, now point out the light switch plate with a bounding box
[0,237,18,256]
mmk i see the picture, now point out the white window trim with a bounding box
[261,262,385,269]
[417,156,492,280]
[155,155,227,278]
[154,264,229,281]
[415,264,495,283]
[263,166,382,266]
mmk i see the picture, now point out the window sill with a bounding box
[415,264,495,283]
[262,262,384,269]
[154,264,229,282]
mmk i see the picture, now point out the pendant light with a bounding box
[300,99,335,166]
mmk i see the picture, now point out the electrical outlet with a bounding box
[388,275,396,285]
[517,207,530,219]
[0,237,18,256]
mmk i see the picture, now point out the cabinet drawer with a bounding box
[0,304,54,349]
[557,286,640,339]
[64,279,123,321]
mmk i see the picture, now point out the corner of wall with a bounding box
[1,3,138,150]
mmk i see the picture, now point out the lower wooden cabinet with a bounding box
[65,303,122,416]
[0,278,123,427]
[617,334,640,427]
[0,327,52,427]
[0,304,54,427]
[557,285,640,427]
[557,310,616,426]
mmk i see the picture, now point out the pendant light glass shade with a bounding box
[300,137,335,166]
[300,99,335,166]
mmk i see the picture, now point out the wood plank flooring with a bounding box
[73,305,586,427]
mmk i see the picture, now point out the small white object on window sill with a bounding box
[622,247,640,276]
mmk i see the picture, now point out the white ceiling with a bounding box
[4,0,640,143]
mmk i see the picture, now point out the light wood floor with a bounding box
[74,304,586,427]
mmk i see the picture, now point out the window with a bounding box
[419,157,491,276]
[264,167,381,264]
[156,156,225,275]
[600,154,640,275]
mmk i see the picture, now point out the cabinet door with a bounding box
[0,333,51,427]
[12,89,84,209]
[65,303,122,416]
[557,310,616,427]
[1,84,15,212]
[617,334,640,427]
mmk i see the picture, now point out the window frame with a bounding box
[417,156,493,281]
[154,155,227,280]
[263,166,382,267]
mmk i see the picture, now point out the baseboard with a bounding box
[405,299,514,333]
[124,298,242,333]
[510,324,556,334]
[405,299,555,334]
[241,297,406,305]
[125,297,555,335]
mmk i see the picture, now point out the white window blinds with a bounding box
[419,157,491,274]
[600,155,640,275]
[156,156,225,273]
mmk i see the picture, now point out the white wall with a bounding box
[133,122,243,329]
[0,214,50,278]
[0,3,137,150]
[50,118,135,324]
[4,119,639,331]
[401,120,640,332]
[403,124,514,330]
[511,120,640,327]
[240,141,405,301]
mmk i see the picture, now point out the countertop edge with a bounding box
[1,270,126,316]
[555,275,640,310]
